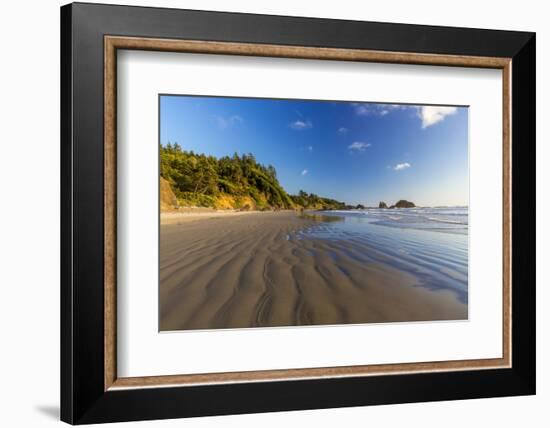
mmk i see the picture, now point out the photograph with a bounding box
[159,95,469,331]
[55,2,536,424]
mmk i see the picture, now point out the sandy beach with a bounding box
[159,210,467,331]
[161,209,265,225]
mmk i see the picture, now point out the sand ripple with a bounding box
[159,212,467,331]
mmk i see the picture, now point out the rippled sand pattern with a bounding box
[159,212,467,331]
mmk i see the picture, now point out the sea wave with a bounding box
[320,207,468,235]
[427,217,468,225]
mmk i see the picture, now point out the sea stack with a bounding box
[394,200,415,208]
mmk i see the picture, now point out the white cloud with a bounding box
[418,106,457,128]
[338,127,348,134]
[387,104,413,110]
[301,169,308,176]
[393,162,411,171]
[290,119,312,130]
[348,141,371,152]
[214,114,243,129]
[352,103,375,116]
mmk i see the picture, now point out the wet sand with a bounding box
[160,211,467,331]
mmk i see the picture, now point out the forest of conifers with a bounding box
[160,143,347,211]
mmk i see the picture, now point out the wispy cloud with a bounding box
[393,162,411,171]
[352,103,412,117]
[290,119,313,130]
[213,114,243,129]
[417,106,457,128]
[352,103,459,129]
[338,127,348,134]
[306,145,313,152]
[301,169,308,176]
[348,141,371,152]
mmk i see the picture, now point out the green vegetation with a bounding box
[289,190,346,210]
[160,143,347,211]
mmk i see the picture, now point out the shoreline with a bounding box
[160,211,467,331]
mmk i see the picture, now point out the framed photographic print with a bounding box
[60,2,536,424]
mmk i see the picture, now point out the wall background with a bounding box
[0,1,545,426]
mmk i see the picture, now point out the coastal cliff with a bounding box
[160,143,346,211]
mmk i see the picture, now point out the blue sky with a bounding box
[160,95,468,207]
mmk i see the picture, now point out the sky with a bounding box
[160,95,468,207]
